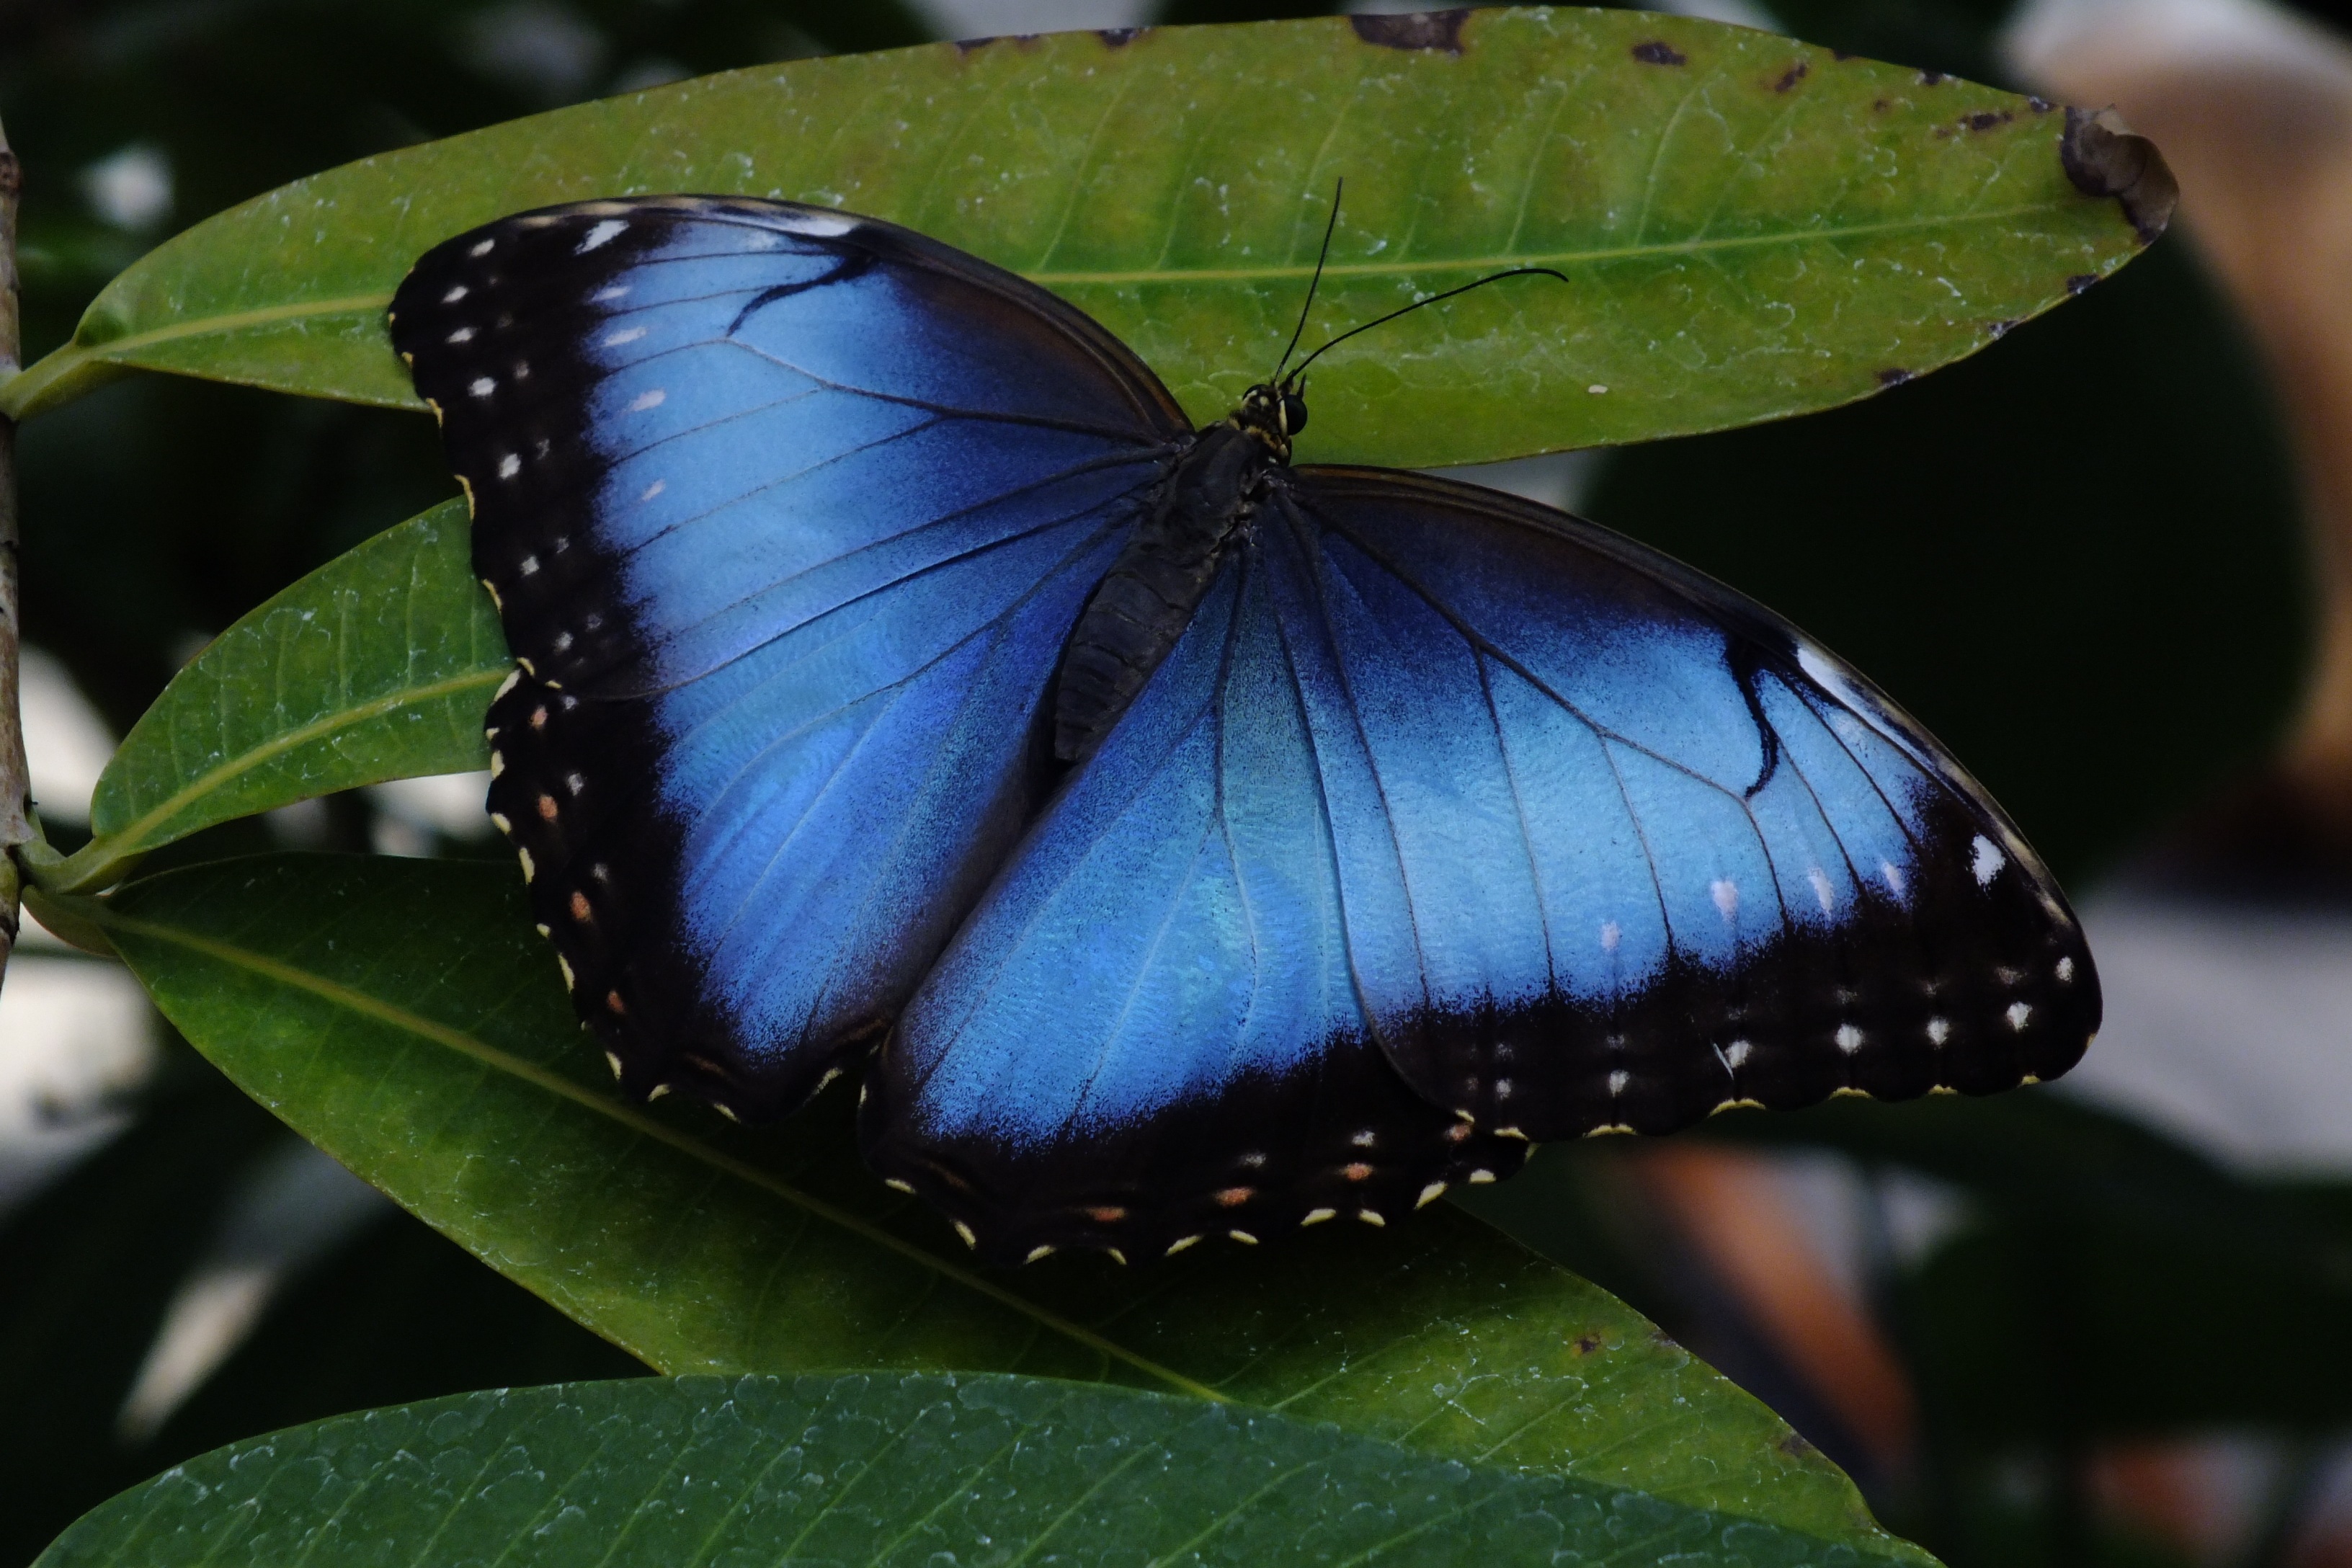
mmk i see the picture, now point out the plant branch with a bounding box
[0,117,24,992]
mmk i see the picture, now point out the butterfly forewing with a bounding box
[391,197,1188,1118]
[1280,468,2098,1138]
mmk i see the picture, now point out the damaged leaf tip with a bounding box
[2061,107,2179,245]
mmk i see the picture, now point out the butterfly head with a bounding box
[1234,383,1309,458]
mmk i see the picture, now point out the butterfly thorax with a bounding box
[1050,391,1298,764]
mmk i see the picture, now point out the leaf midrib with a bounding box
[63,664,507,891]
[95,906,1226,1404]
[4,200,2082,414]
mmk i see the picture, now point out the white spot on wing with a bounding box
[640,478,666,502]
[592,284,628,302]
[1723,1039,1752,1069]
[2056,956,2075,982]
[1927,1017,1951,1044]
[1881,859,1907,898]
[576,218,628,253]
[1972,834,2005,887]
[1808,866,1835,915]
[468,238,495,257]
[1600,920,1621,953]
[496,453,520,479]
[469,376,495,398]
[2007,1001,2032,1030]
[629,388,666,411]
[1835,1023,1863,1054]
[602,326,646,347]
[1711,878,1739,922]
[446,326,474,344]
[779,209,859,237]
[442,285,468,304]
[1607,1069,1630,1095]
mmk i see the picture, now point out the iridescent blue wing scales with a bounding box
[867,468,2096,1262]
[391,197,1188,1118]
[865,537,1525,1265]
[1277,468,2097,1139]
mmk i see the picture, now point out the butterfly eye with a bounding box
[1280,391,1309,435]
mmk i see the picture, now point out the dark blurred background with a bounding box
[3,1,2348,1564]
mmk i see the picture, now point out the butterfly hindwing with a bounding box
[391,196,1188,1118]
[864,537,1525,1265]
[867,467,2097,1258]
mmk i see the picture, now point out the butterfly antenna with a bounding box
[1282,265,1570,388]
[1272,179,1345,385]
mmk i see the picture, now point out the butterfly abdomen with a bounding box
[1053,423,1280,763]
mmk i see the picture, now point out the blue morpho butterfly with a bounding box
[388,192,2098,1268]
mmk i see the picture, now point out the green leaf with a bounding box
[86,853,1935,1564]
[37,1373,1882,1567]
[47,501,500,894]
[5,12,2168,468]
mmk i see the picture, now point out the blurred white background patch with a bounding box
[367,771,496,857]
[4,645,157,1216]
[21,643,114,827]
[79,143,172,234]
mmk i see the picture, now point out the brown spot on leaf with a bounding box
[1832,49,1859,62]
[1918,70,1948,86]
[1631,40,1687,66]
[2067,272,2101,295]
[1773,61,1809,93]
[1097,26,1146,46]
[1572,1333,1603,1355]
[1350,10,1467,52]
[1781,1431,1818,1458]
[1871,97,1891,113]
[2060,106,2179,244]
[1964,109,2013,133]
[1877,368,1914,387]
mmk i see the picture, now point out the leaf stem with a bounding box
[0,120,27,993]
